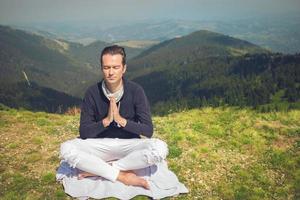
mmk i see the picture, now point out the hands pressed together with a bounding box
[102,97,127,128]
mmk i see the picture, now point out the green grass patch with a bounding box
[1,172,39,199]
[168,144,182,158]
[0,118,8,128]
[32,137,44,145]
[6,142,18,149]
[41,172,56,184]
[36,118,51,126]
[0,107,299,199]
[191,122,204,132]
[26,152,42,163]
[207,125,224,138]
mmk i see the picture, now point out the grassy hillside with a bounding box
[0,25,149,113]
[68,40,143,69]
[0,25,101,99]
[0,106,299,199]
[0,82,81,113]
[122,28,300,110]
[127,30,268,77]
[0,25,147,111]
[125,30,290,109]
[114,40,160,49]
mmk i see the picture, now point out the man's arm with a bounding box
[122,86,153,138]
[79,89,107,139]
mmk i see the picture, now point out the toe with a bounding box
[77,174,84,180]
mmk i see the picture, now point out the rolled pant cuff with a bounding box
[109,167,120,182]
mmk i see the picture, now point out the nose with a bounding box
[108,67,113,75]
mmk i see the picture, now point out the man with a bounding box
[60,45,168,190]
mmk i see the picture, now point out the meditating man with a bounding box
[59,45,168,190]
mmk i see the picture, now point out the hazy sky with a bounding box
[0,0,299,25]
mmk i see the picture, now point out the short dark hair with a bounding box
[100,45,126,66]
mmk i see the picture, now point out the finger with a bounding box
[109,98,114,111]
[113,104,119,115]
[110,102,114,119]
[144,180,150,190]
[111,99,117,110]
[110,96,115,102]
[109,97,114,104]
[110,102,115,114]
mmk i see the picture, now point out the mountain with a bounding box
[0,81,81,113]
[127,30,268,78]
[125,30,299,111]
[0,25,101,98]
[68,40,144,69]
[0,25,103,112]
[0,25,145,92]
[114,40,160,49]
[99,17,300,54]
[18,16,300,53]
[1,25,299,113]
[0,25,148,112]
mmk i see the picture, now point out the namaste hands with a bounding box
[102,97,127,127]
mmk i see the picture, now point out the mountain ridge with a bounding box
[1,25,299,113]
[127,29,268,78]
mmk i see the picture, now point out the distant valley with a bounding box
[16,16,300,54]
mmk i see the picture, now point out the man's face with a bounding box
[101,54,126,85]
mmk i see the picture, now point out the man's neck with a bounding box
[106,79,123,93]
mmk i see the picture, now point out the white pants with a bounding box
[59,138,169,182]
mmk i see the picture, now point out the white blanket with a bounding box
[56,160,188,200]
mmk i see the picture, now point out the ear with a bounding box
[122,64,127,74]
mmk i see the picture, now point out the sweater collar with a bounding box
[101,80,124,103]
[99,77,128,102]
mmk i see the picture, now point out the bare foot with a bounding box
[117,171,150,190]
[77,170,150,190]
[77,171,97,180]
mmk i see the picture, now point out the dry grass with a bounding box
[0,107,299,199]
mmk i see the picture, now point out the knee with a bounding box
[59,139,80,168]
[144,139,169,164]
[152,139,169,160]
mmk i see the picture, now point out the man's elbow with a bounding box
[79,125,88,139]
[144,125,154,138]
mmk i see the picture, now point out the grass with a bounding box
[0,106,299,199]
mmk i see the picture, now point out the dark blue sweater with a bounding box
[79,78,153,139]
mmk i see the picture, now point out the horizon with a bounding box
[0,0,300,27]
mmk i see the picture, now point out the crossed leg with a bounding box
[78,169,150,189]
[60,138,168,190]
